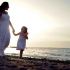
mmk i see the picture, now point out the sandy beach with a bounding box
[0,55,70,70]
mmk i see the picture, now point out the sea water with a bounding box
[4,47,70,60]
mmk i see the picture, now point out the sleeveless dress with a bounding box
[17,35,26,50]
[0,13,10,56]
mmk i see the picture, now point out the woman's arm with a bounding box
[9,20,20,36]
[9,20,15,32]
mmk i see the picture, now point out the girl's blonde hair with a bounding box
[21,26,27,33]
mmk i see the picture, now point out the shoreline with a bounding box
[0,55,70,70]
[5,47,70,61]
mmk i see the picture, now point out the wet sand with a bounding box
[0,55,70,70]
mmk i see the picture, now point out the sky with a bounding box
[0,0,70,48]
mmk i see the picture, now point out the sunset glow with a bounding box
[0,0,70,48]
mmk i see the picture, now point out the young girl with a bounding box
[13,26,28,58]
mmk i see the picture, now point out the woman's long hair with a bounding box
[0,2,9,17]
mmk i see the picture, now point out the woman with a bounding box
[0,2,15,56]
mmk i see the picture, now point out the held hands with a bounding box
[12,29,15,35]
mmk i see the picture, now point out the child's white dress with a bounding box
[0,13,10,56]
[17,35,26,50]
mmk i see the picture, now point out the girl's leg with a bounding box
[20,50,23,58]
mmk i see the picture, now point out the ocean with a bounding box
[4,47,70,60]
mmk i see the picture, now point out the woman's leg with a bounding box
[0,49,4,56]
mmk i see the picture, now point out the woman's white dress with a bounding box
[0,13,10,56]
[17,35,26,50]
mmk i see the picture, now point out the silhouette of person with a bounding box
[13,26,28,58]
[0,2,15,56]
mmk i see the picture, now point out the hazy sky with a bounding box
[0,0,70,48]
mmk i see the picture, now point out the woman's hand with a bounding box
[12,29,15,34]
[12,29,15,33]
